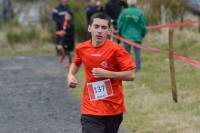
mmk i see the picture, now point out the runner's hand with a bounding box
[55,31,65,36]
[67,74,78,88]
[92,68,111,78]
[57,45,64,51]
[65,13,71,21]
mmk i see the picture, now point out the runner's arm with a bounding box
[67,63,81,88]
[92,68,135,81]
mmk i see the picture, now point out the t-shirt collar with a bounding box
[90,39,108,48]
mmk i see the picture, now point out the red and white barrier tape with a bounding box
[111,33,200,69]
[147,20,198,30]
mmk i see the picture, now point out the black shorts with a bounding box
[55,45,70,56]
[81,113,123,133]
[55,35,74,54]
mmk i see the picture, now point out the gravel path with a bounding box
[0,56,128,133]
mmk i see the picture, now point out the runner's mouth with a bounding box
[96,35,102,39]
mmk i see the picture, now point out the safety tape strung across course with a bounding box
[148,20,200,69]
[174,53,200,69]
[147,20,198,30]
[111,32,200,69]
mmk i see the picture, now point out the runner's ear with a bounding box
[88,25,91,32]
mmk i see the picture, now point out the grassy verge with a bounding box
[0,42,54,56]
[71,30,200,133]
[0,22,55,56]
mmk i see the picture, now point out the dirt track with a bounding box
[0,56,128,133]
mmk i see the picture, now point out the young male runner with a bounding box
[68,12,136,133]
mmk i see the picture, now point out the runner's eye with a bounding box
[101,26,108,30]
[94,25,100,29]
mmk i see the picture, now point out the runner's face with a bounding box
[88,18,110,46]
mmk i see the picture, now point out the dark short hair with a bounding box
[89,12,111,27]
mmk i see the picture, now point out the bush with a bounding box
[6,28,38,44]
[68,0,88,41]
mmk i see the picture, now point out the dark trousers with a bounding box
[124,42,141,72]
[81,113,123,133]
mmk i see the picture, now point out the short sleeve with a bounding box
[73,47,82,66]
[115,46,136,71]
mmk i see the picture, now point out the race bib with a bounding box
[87,79,113,101]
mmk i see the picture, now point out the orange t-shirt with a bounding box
[74,39,136,116]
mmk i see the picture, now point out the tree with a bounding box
[139,0,185,24]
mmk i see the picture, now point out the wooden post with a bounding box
[168,29,178,103]
[198,17,200,33]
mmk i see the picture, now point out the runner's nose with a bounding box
[97,27,103,33]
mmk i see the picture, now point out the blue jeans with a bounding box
[124,42,141,72]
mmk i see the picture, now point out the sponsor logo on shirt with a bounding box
[100,61,108,68]
[91,54,101,57]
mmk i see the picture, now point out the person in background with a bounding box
[104,0,127,31]
[117,0,147,72]
[95,1,104,14]
[52,0,75,67]
[68,12,136,133]
[85,0,103,25]
[104,0,127,42]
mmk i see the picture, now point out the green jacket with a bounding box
[117,6,147,43]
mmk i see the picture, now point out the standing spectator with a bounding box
[52,0,75,67]
[118,0,147,72]
[104,0,127,30]
[85,0,103,25]
[68,12,136,133]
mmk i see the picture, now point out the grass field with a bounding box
[0,28,200,133]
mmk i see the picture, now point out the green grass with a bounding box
[71,30,200,133]
[124,30,200,133]
[122,53,200,133]
[0,42,54,56]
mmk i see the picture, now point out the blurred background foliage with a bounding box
[0,0,199,49]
